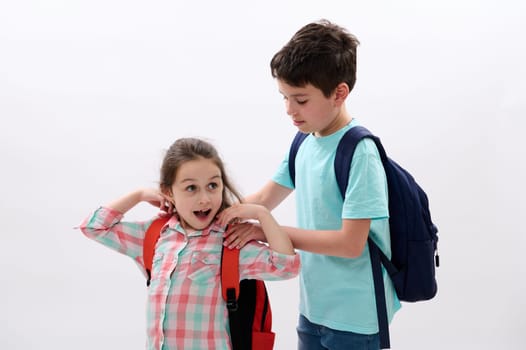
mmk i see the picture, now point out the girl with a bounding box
[78,137,300,350]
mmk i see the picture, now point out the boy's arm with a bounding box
[244,180,292,210]
[282,218,370,258]
[225,217,370,258]
[226,179,370,257]
[225,181,370,258]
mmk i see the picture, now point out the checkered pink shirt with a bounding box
[78,206,300,350]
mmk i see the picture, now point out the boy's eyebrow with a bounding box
[279,90,309,97]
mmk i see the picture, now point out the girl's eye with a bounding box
[185,185,196,192]
[208,182,218,190]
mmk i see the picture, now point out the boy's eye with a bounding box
[297,99,307,105]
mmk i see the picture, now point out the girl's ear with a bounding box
[333,82,349,105]
[160,186,174,205]
[160,186,177,214]
[160,184,171,196]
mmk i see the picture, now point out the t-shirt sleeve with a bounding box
[271,152,294,190]
[342,138,389,220]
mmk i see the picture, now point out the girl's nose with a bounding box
[199,191,211,204]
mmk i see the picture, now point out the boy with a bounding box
[220,19,400,349]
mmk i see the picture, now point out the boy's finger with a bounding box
[223,235,235,246]
[222,224,234,237]
[238,238,248,249]
[228,237,241,250]
[223,231,237,246]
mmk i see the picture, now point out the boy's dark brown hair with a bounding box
[160,137,242,213]
[270,19,360,97]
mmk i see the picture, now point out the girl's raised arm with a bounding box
[106,188,171,214]
[218,203,294,255]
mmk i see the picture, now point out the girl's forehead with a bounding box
[175,158,222,182]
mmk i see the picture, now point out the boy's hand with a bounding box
[223,222,266,249]
[218,204,274,249]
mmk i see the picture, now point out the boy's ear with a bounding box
[334,82,350,105]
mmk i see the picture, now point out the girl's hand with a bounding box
[218,203,293,254]
[217,203,265,224]
[139,188,174,215]
[218,203,269,249]
[105,188,175,216]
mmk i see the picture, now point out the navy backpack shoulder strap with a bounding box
[334,126,374,196]
[334,125,391,349]
[288,131,309,186]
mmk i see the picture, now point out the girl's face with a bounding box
[277,79,348,137]
[170,158,224,231]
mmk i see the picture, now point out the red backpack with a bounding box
[143,217,275,350]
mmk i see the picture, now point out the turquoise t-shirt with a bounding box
[272,120,401,334]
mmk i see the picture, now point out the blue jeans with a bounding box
[297,314,380,350]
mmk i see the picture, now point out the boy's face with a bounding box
[170,158,224,231]
[277,80,348,137]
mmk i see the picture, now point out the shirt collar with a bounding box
[164,215,226,237]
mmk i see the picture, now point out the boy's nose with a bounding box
[285,102,296,116]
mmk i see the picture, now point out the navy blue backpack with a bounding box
[288,126,439,349]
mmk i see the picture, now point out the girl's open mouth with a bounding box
[194,209,212,218]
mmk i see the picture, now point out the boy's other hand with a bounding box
[223,222,266,249]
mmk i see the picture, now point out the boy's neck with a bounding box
[314,108,352,137]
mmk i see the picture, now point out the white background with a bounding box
[1,0,524,349]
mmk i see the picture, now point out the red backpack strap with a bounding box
[221,239,240,310]
[221,228,275,350]
[143,216,170,286]
[253,280,272,333]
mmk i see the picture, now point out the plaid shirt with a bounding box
[78,206,300,350]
